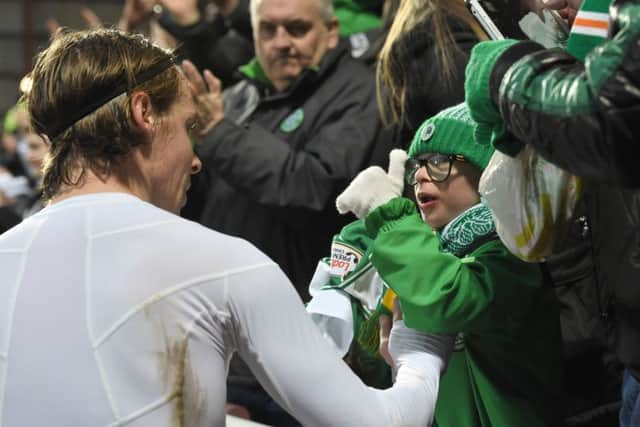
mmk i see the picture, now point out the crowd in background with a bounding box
[0,0,638,426]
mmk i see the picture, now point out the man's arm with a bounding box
[156,0,253,88]
[225,262,451,427]
[488,1,640,186]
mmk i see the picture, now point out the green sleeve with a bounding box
[366,198,543,334]
[492,2,640,184]
[499,2,640,115]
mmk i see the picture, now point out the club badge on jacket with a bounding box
[280,108,305,133]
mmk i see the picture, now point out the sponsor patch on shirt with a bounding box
[329,242,363,279]
[280,108,305,133]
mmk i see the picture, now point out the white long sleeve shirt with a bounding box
[0,193,445,426]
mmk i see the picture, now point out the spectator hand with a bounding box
[119,0,155,32]
[46,18,61,38]
[543,0,583,11]
[336,149,407,219]
[46,7,102,39]
[158,0,201,26]
[464,40,519,151]
[182,60,224,139]
[542,0,580,27]
[80,7,103,29]
[149,20,178,49]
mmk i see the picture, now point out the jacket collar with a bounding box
[238,41,349,100]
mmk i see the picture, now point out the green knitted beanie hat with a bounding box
[408,103,495,170]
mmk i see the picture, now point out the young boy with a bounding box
[336,103,565,426]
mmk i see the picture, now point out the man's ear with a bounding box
[326,18,340,49]
[130,91,155,134]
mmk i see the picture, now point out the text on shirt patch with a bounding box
[329,242,362,280]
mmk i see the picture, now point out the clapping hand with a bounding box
[181,60,224,140]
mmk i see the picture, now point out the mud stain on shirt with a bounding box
[156,320,208,426]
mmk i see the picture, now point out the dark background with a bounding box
[0,0,123,118]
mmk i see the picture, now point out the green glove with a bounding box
[464,39,519,151]
[364,197,416,240]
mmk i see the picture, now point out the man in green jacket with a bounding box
[336,104,565,426]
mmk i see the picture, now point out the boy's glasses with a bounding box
[405,154,467,185]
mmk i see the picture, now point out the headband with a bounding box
[48,56,176,140]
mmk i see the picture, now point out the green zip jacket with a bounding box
[365,198,564,426]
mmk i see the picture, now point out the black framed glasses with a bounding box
[404,154,466,185]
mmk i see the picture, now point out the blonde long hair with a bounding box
[376,0,487,125]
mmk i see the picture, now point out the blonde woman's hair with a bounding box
[376,0,487,125]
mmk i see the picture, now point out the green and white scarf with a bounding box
[438,202,496,256]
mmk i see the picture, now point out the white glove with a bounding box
[336,149,408,219]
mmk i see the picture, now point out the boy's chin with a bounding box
[422,212,446,231]
[421,213,437,229]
